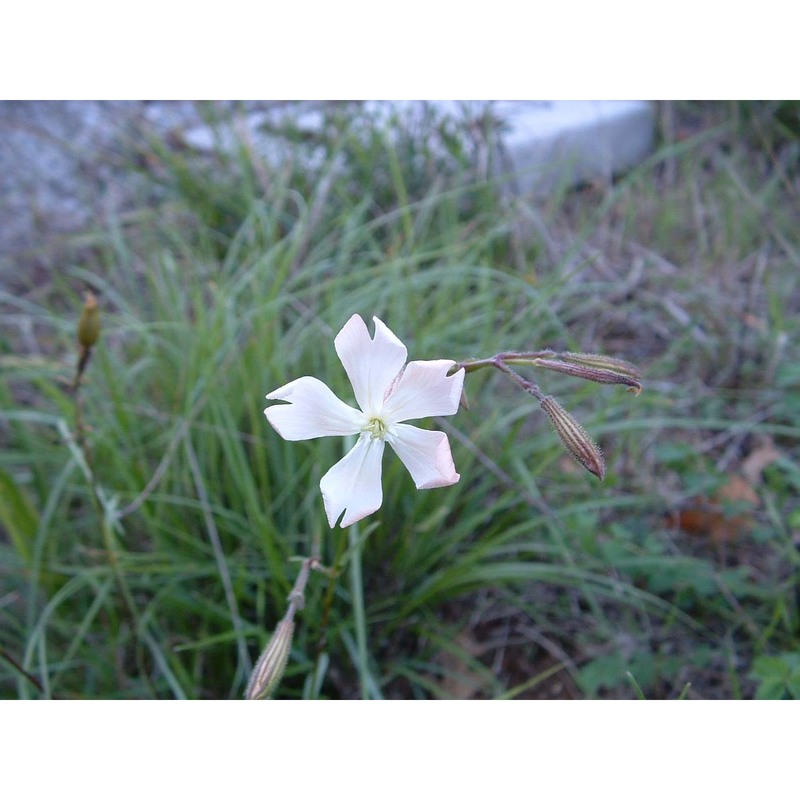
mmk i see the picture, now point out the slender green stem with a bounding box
[60,412,158,697]
[315,524,348,659]
[457,353,546,399]
[450,354,545,400]
[452,350,555,373]
[492,360,545,401]
[348,521,370,699]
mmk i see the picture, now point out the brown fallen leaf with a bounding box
[672,474,760,544]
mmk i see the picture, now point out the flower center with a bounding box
[362,416,389,441]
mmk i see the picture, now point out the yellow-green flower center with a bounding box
[363,416,388,440]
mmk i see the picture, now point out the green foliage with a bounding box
[1,102,799,699]
[750,653,800,699]
[0,467,39,566]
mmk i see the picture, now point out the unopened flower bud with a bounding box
[533,357,643,395]
[245,618,295,700]
[540,395,605,480]
[77,292,100,349]
[560,352,642,391]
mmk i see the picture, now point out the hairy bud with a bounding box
[540,395,605,480]
[560,352,641,378]
[561,352,642,394]
[533,354,642,395]
[245,618,295,700]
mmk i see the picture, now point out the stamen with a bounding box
[363,416,388,440]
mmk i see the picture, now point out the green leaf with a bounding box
[751,655,791,680]
[785,673,800,699]
[0,467,39,565]
[754,678,787,700]
[750,654,800,699]
[578,653,627,696]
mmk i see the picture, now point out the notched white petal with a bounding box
[388,424,460,489]
[264,376,363,441]
[381,360,465,423]
[334,314,407,416]
[320,435,385,527]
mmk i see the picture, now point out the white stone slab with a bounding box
[494,100,656,193]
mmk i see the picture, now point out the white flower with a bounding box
[264,314,465,528]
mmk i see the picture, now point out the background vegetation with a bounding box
[2,101,799,699]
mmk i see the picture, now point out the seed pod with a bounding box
[77,292,101,349]
[540,395,605,480]
[245,618,295,700]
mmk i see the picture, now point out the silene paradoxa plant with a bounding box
[247,314,643,699]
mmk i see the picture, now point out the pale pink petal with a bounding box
[387,424,460,489]
[381,360,465,423]
[264,377,364,441]
[334,315,407,416]
[320,435,385,527]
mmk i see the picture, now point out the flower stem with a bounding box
[492,360,545,401]
[61,386,158,697]
[451,354,546,400]
[452,350,556,374]
[348,520,370,699]
[315,528,347,661]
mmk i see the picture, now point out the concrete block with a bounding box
[494,101,656,193]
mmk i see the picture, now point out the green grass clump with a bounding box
[1,101,799,699]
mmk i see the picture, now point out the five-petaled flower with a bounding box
[264,315,465,528]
